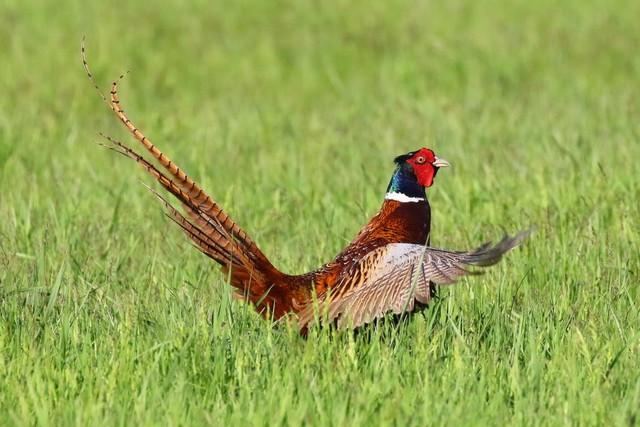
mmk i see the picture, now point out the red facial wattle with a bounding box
[406,148,449,188]
[414,164,437,187]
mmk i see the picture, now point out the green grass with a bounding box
[1,0,639,425]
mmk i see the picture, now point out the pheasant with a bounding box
[82,44,529,331]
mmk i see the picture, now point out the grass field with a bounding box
[1,0,639,425]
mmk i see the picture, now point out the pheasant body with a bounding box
[83,45,528,332]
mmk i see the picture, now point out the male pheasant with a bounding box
[83,45,528,331]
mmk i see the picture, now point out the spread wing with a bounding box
[299,231,530,329]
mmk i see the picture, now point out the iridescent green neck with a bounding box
[385,164,425,200]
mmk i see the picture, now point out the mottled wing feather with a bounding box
[301,231,529,329]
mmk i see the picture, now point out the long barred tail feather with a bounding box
[98,133,248,263]
[143,183,250,270]
[98,134,266,282]
[83,40,288,315]
[82,39,264,259]
[106,64,265,261]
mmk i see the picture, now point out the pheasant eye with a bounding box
[416,156,426,164]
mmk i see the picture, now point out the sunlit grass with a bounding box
[0,0,638,425]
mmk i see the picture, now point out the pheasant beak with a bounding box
[433,157,450,168]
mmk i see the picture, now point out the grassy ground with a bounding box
[1,0,639,425]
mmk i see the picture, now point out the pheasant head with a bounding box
[386,148,449,201]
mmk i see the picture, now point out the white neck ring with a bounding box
[384,192,425,203]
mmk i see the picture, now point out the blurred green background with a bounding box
[0,0,638,425]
